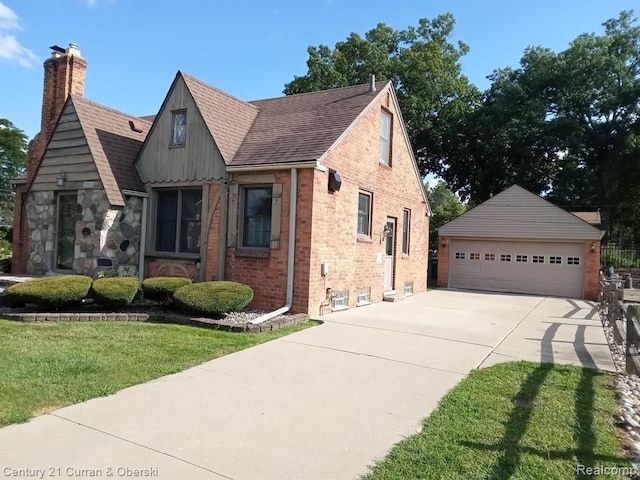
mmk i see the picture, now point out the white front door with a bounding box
[383,217,395,293]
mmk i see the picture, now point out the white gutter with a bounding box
[250,168,297,324]
[121,190,148,283]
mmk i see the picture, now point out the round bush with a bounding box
[6,275,93,309]
[142,276,192,303]
[91,277,140,308]
[173,281,254,317]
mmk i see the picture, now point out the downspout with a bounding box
[250,168,297,324]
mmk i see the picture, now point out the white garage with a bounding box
[437,185,604,300]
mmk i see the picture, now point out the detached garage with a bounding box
[437,185,604,300]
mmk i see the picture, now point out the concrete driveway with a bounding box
[0,290,613,480]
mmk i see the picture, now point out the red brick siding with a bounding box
[437,236,450,288]
[306,88,429,314]
[584,240,600,301]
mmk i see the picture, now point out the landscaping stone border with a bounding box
[0,311,311,332]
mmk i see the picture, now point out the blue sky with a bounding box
[1,0,638,139]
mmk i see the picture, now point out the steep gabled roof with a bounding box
[180,72,259,164]
[71,95,151,205]
[231,81,390,167]
[439,184,604,240]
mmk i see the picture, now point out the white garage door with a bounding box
[449,239,584,298]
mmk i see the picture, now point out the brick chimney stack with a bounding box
[27,43,87,179]
[12,43,87,274]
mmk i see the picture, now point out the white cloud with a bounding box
[0,2,38,68]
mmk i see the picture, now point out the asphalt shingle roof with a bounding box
[71,94,151,206]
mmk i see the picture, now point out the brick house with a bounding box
[12,44,430,314]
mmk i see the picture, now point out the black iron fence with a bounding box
[601,244,640,268]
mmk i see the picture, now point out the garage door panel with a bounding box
[449,240,584,298]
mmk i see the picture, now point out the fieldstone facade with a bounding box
[26,188,142,277]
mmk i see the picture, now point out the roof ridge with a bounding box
[250,80,391,103]
[69,94,152,125]
[179,71,259,112]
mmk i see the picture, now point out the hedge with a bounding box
[91,277,139,308]
[6,275,93,309]
[142,276,192,304]
[173,281,254,317]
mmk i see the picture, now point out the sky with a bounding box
[1,0,638,140]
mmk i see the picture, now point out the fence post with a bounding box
[626,305,640,375]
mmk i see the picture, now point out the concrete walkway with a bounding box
[0,290,614,480]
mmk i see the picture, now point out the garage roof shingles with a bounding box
[72,95,151,206]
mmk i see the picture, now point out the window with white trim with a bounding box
[455,252,466,260]
[500,254,512,262]
[484,253,495,261]
[357,192,372,236]
[332,290,349,310]
[516,254,528,263]
[170,110,187,146]
[470,253,480,260]
[549,256,562,264]
[379,109,392,164]
[532,255,545,263]
[567,257,580,265]
[155,188,202,253]
[357,287,371,305]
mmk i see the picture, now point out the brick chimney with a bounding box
[12,43,86,274]
[27,43,87,179]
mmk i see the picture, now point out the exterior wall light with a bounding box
[56,171,66,187]
[591,242,597,253]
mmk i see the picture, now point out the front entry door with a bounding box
[56,193,76,270]
[383,217,395,293]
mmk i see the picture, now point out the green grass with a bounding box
[0,319,314,427]
[365,362,629,480]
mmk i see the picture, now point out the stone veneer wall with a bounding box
[26,189,142,277]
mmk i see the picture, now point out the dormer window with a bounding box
[171,110,187,146]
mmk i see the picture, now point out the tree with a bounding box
[284,14,481,175]
[426,181,466,243]
[0,118,28,227]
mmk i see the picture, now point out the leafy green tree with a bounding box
[426,181,466,242]
[0,118,28,227]
[284,14,481,175]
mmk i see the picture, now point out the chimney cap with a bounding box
[50,45,65,54]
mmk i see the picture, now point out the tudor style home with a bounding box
[12,44,430,314]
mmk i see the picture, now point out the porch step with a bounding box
[383,294,405,302]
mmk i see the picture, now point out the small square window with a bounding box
[455,252,466,260]
[357,192,372,236]
[516,255,528,263]
[470,253,480,260]
[484,253,496,261]
[404,281,414,295]
[532,255,545,263]
[332,290,349,310]
[171,110,187,146]
[549,256,562,264]
[567,257,580,265]
[500,254,512,262]
[357,287,371,305]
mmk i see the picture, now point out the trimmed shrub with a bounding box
[6,275,93,309]
[142,276,192,304]
[91,277,140,308]
[173,281,254,317]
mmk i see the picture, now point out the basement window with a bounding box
[404,281,414,295]
[356,287,371,306]
[332,290,349,310]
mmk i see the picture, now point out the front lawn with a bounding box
[365,362,630,480]
[0,319,314,427]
